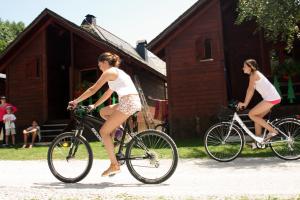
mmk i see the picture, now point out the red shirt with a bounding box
[0,103,17,121]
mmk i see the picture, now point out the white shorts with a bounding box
[5,128,16,136]
[117,95,142,116]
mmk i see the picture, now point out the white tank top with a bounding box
[108,67,138,98]
[255,71,281,101]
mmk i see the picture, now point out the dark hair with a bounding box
[244,59,259,71]
[98,52,121,67]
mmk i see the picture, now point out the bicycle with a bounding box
[47,105,178,184]
[204,101,300,162]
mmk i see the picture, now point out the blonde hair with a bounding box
[98,52,121,67]
[244,59,259,71]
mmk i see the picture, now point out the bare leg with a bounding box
[100,110,130,165]
[31,132,37,146]
[23,131,28,146]
[5,135,9,145]
[100,104,119,138]
[248,101,277,134]
[11,135,15,145]
[254,109,270,137]
[100,104,118,120]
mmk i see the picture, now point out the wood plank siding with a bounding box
[7,31,46,126]
[164,0,227,137]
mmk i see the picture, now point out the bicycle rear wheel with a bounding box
[204,122,244,162]
[47,132,93,183]
[125,130,178,184]
[270,119,300,160]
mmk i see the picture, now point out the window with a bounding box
[26,56,41,79]
[204,39,212,59]
[195,37,213,62]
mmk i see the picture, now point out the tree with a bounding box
[236,0,300,51]
[0,19,25,54]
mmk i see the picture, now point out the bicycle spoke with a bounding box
[205,123,243,162]
[126,130,178,184]
[270,120,300,160]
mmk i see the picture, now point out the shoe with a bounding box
[251,142,257,150]
[29,144,33,148]
[263,132,278,142]
[101,163,120,177]
[22,144,27,148]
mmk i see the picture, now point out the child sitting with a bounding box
[22,120,40,148]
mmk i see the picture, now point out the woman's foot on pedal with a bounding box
[101,163,120,177]
[251,142,258,150]
[263,132,278,142]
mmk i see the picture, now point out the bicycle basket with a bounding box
[217,106,234,121]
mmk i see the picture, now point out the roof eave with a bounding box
[147,0,208,51]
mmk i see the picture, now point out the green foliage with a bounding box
[237,0,300,51]
[271,57,300,77]
[0,18,25,54]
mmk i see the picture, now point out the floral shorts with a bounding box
[117,94,142,116]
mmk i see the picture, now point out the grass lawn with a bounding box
[0,138,274,160]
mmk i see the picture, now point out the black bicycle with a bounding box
[47,105,178,184]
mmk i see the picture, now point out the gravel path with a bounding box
[0,158,300,200]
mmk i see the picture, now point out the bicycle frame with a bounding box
[226,112,290,144]
[71,112,151,162]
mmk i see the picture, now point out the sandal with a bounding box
[101,163,120,177]
[263,132,278,142]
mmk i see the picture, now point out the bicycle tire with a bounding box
[270,119,300,160]
[125,130,178,184]
[47,132,93,183]
[204,122,244,162]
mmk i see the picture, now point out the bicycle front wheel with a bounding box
[204,122,244,162]
[270,119,300,160]
[125,130,178,184]
[47,132,93,183]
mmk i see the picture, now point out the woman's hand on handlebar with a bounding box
[237,102,246,110]
[67,100,78,110]
[88,104,96,111]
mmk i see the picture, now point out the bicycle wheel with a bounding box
[47,132,93,183]
[270,119,300,160]
[125,130,178,184]
[204,122,244,162]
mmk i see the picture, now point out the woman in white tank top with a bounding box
[238,59,281,149]
[69,52,141,176]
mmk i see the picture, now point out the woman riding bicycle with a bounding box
[69,52,142,176]
[238,59,281,149]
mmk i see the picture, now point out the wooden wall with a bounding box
[165,0,227,137]
[7,31,46,126]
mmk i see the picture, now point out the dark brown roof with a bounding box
[0,8,166,79]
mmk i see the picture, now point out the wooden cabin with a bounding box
[0,9,166,129]
[148,0,300,138]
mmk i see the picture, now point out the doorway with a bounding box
[47,24,70,120]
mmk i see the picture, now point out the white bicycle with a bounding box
[204,102,300,162]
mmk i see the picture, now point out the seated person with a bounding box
[22,120,40,148]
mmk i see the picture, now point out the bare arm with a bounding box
[94,89,114,107]
[240,74,256,108]
[73,69,117,104]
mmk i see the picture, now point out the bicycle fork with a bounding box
[66,129,83,161]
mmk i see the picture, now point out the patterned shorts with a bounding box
[5,128,16,136]
[117,94,142,116]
